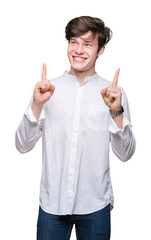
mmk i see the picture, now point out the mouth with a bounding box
[72,56,87,63]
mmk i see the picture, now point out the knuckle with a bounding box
[44,82,47,88]
[35,82,40,89]
[44,80,49,88]
[41,81,46,88]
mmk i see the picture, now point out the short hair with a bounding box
[65,16,112,52]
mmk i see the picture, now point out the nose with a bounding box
[75,43,84,54]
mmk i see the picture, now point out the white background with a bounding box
[0,0,150,239]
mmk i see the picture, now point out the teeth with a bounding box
[74,57,86,62]
[75,57,82,60]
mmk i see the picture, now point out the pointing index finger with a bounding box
[41,63,47,81]
[112,68,120,87]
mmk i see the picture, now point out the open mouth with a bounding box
[72,56,87,63]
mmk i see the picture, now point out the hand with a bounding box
[101,68,122,112]
[33,63,55,106]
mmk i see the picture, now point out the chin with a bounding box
[72,67,88,73]
[71,63,89,72]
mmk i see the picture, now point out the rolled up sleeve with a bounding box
[109,88,136,161]
[15,98,45,153]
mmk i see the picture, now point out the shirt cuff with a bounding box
[25,104,45,123]
[109,115,132,134]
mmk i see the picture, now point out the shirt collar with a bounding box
[64,71,99,85]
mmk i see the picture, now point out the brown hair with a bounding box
[65,16,112,52]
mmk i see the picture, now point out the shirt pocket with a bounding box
[86,104,109,132]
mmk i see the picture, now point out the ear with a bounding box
[97,46,105,57]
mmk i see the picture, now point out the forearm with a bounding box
[110,120,136,161]
[112,113,123,129]
[15,114,42,153]
[15,99,44,153]
[31,101,44,121]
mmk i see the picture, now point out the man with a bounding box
[15,16,136,240]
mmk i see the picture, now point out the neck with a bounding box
[68,68,96,84]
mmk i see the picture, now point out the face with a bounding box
[67,31,105,76]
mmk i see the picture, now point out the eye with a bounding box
[85,43,91,47]
[70,40,76,45]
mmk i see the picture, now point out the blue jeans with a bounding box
[37,204,111,240]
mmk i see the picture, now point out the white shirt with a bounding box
[15,71,136,215]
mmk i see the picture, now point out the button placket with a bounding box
[67,85,83,210]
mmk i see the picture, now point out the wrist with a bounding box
[31,101,44,121]
[110,105,124,117]
[112,113,123,129]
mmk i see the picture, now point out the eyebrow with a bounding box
[70,37,96,44]
[82,39,94,44]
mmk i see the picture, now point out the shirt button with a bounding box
[72,143,76,148]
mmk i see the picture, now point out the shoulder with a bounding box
[97,74,111,88]
[49,74,65,83]
[48,73,68,87]
[97,73,128,99]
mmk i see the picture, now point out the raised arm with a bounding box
[101,69,136,161]
[15,63,55,153]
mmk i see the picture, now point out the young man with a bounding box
[15,16,136,240]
